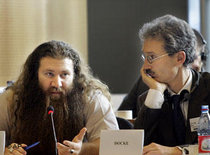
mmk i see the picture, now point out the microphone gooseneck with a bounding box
[47,106,58,155]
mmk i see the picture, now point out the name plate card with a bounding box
[100,130,144,155]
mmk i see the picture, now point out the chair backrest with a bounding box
[116,117,134,129]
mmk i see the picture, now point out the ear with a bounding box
[176,51,186,65]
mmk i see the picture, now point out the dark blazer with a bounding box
[134,70,210,146]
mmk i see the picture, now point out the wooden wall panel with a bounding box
[0,0,87,86]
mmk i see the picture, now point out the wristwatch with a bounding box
[176,146,189,155]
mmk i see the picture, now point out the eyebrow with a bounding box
[143,51,155,55]
[44,69,55,72]
[44,69,72,75]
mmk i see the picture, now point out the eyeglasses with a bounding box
[141,53,169,64]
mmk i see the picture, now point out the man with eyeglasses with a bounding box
[118,28,208,119]
[133,15,210,155]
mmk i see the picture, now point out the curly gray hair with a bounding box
[139,14,196,66]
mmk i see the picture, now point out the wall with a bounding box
[88,0,187,93]
[0,0,87,86]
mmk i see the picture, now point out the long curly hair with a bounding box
[8,40,110,154]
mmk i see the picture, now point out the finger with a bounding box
[11,144,27,155]
[141,66,151,81]
[63,140,82,153]
[57,142,67,149]
[143,146,150,154]
[57,142,78,155]
[143,150,159,155]
[12,149,26,155]
[62,140,80,153]
[63,140,75,148]
[18,144,27,150]
[140,66,145,77]
[62,128,87,151]
[57,142,68,154]
[72,127,87,142]
[143,143,156,154]
[6,143,20,154]
[20,144,27,148]
[62,128,87,146]
[141,67,153,86]
[16,146,27,154]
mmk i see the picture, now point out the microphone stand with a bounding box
[49,111,58,155]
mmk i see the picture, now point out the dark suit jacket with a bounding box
[134,70,210,146]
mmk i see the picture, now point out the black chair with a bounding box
[116,117,134,129]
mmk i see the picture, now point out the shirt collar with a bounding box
[168,69,192,95]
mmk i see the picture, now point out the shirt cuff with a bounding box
[144,89,164,109]
[177,144,198,155]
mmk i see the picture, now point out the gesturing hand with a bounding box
[4,143,27,155]
[57,127,87,155]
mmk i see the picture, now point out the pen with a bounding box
[24,141,40,150]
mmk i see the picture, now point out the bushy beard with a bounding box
[13,84,84,155]
[44,86,70,122]
[46,86,67,102]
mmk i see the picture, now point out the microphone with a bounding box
[47,106,58,155]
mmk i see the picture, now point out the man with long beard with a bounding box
[0,40,119,155]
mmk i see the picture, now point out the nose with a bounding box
[143,59,151,69]
[50,76,62,88]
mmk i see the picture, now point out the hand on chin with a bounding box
[141,68,167,93]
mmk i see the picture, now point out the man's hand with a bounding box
[141,66,167,93]
[4,143,27,155]
[143,143,182,155]
[57,127,87,155]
